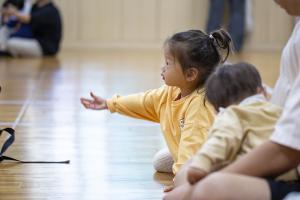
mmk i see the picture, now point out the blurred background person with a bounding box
[206,0,249,53]
[0,0,61,57]
[0,0,32,50]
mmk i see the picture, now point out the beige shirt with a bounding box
[191,95,298,181]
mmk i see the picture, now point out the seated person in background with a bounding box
[167,62,298,193]
[7,0,33,39]
[0,0,32,50]
[0,0,33,41]
[0,0,61,57]
[1,0,24,25]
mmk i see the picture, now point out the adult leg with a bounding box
[228,0,246,52]
[190,173,270,200]
[164,172,270,200]
[206,0,226,33]
[6,38,42,57]
[153,148,174,173]
[163,183,193,200]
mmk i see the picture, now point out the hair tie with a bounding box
[209,34,214,40]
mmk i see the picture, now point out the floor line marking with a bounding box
[11,69,47,129]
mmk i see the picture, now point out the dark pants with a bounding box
[206,0,246,52]
[267,179,300,200]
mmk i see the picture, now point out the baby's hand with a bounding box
[80,92,108,110]
[163,185,174,193]
[187,167,207,185]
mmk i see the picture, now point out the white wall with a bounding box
[2,0,294,51]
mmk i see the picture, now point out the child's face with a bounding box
[161,47,186,87]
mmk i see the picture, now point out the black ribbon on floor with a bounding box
[0,128,70,164]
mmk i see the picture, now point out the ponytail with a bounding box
[209,29,233,63]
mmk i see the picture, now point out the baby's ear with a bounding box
[258,86,269,100]
[256,86,265,94]
[185,67,199,82]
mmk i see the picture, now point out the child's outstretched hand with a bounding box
[80,92,108,110]
[187,167,207,185]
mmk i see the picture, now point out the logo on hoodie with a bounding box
[179,118,185,128]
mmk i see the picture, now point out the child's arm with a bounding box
[88,86,167,122]
[187,108,244,184]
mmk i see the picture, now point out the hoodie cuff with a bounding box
[106,95,120,113]
[190,155,212,173]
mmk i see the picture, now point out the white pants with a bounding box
[6,38,42,57]
[0,34,43,57]
[0,26,11,50]
[152,148,174,173]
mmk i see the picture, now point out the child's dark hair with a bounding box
[205,62,264,111]
[164,29,233,87]
[2,0,24,10]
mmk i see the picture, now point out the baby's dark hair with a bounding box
[205,62,264,111]
[164,29,233,87]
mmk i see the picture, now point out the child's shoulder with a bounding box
[238,101,282,113]
[181,89,205,105]
[189,88,206,99]
[224,101,282,119]
[186,89,214,112]
[164,85,181,96]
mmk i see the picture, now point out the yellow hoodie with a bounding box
[107,85,215,173]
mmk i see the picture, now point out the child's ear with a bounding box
[257,86,269,99]
[185,68,199,82]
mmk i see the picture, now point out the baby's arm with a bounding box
[82,86,167,122]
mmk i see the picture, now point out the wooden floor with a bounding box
[0,50,281,200]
